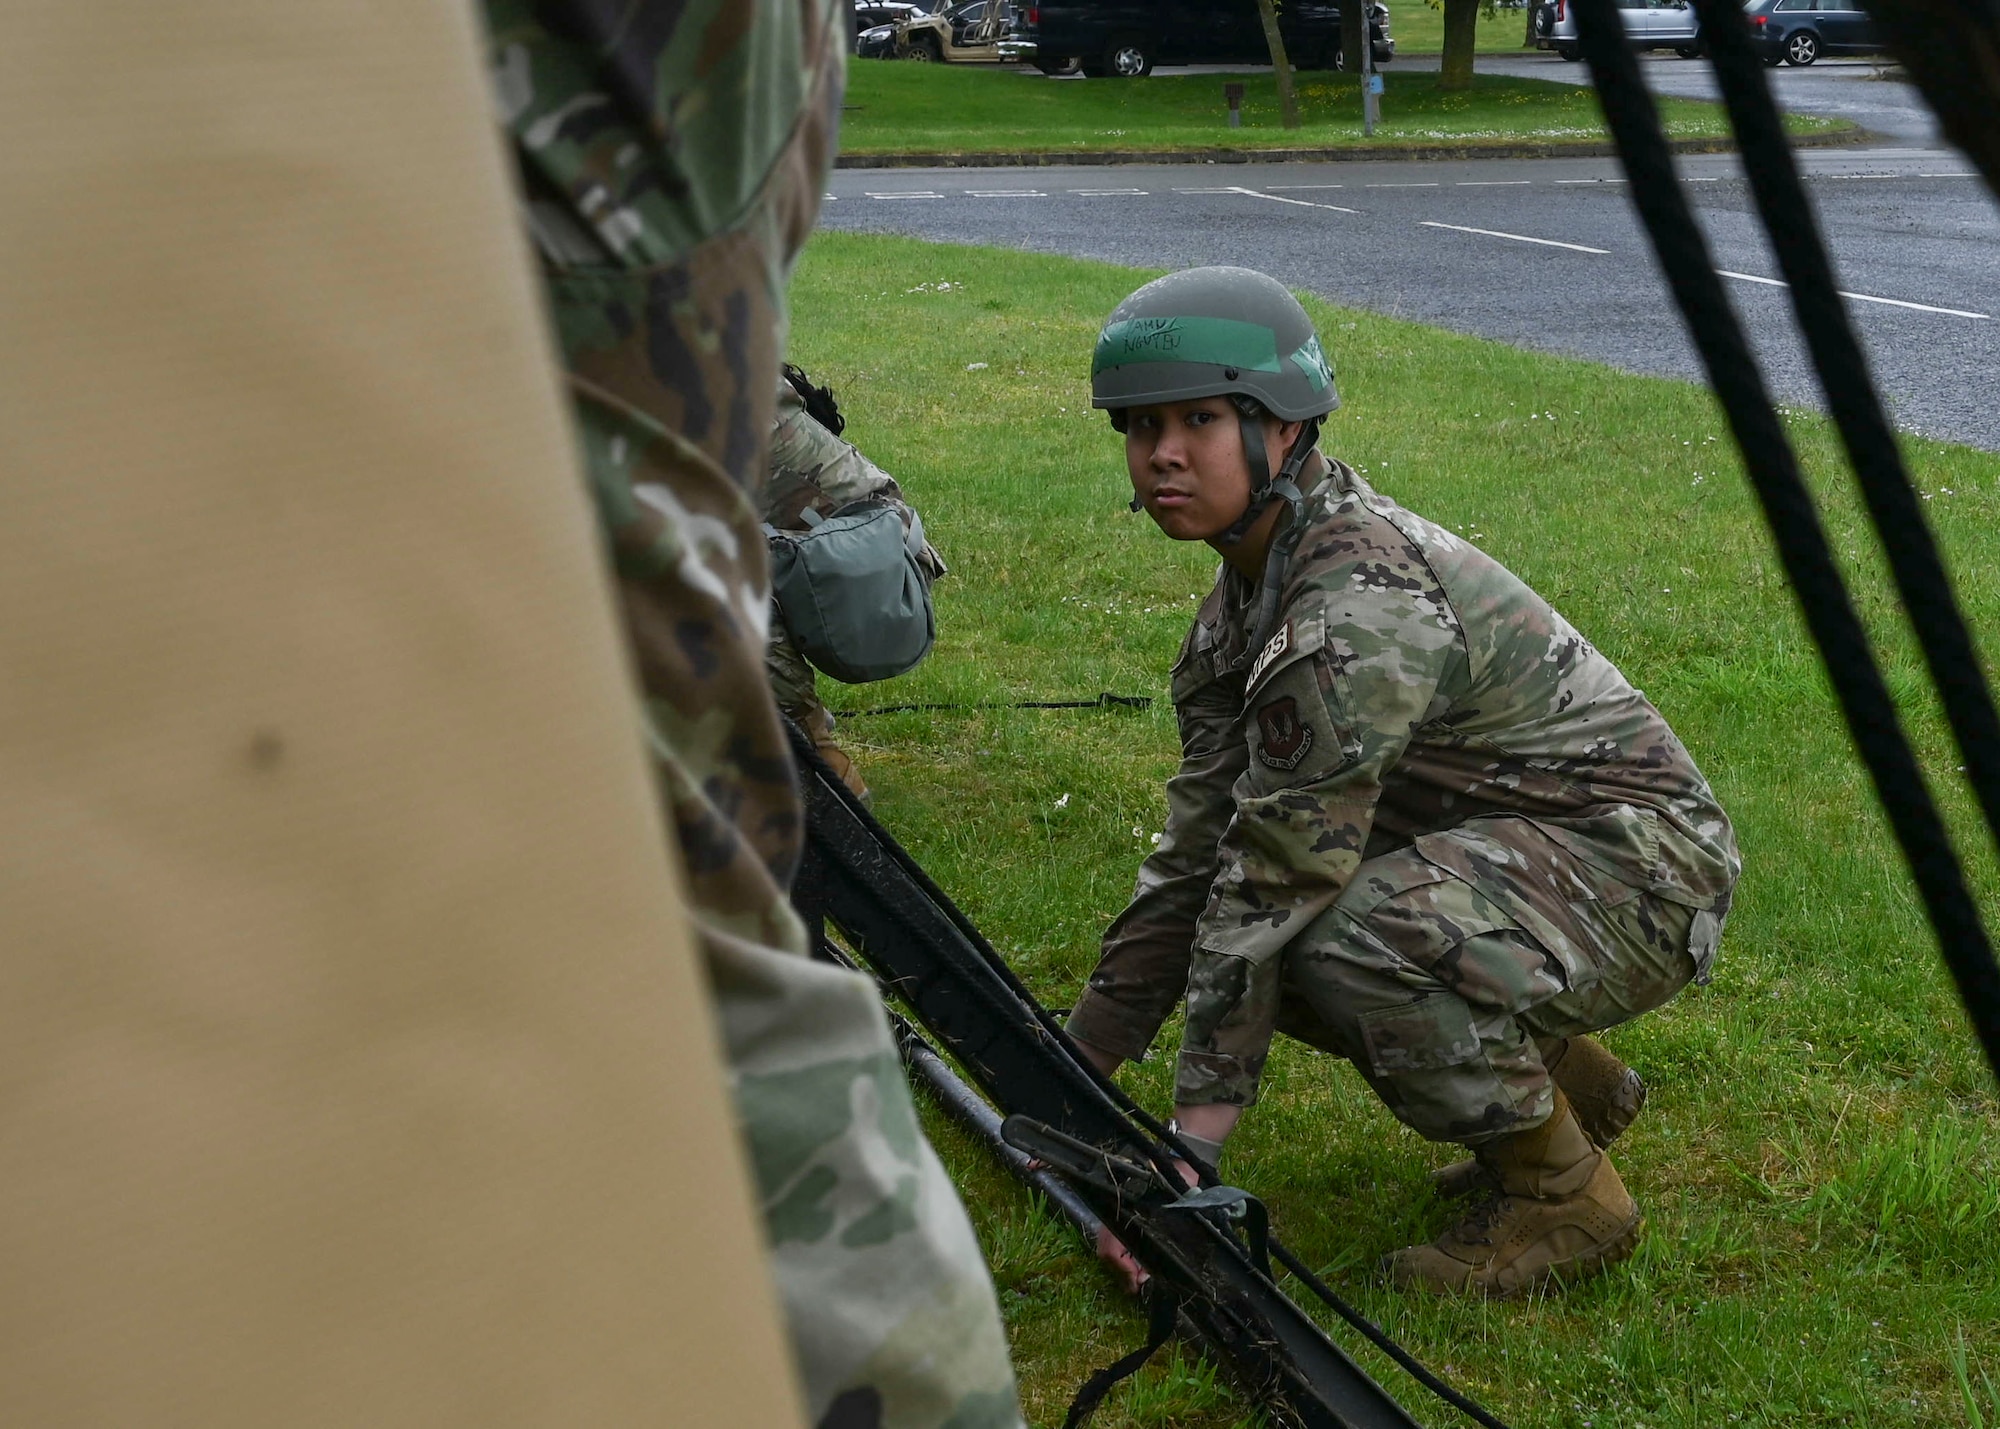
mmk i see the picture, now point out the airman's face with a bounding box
[1122,398,1257,542]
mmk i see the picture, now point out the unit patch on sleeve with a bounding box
[1255,695,1315,770]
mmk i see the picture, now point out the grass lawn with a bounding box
[1387,0,1549,54]
[788,230,2000,1428]
[839,61,1849,155]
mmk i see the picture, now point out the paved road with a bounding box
[822,146,2000,449]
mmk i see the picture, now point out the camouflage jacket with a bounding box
[766,376,946,580]
[1101,458,1739,1110]
[484,4,1021,1426]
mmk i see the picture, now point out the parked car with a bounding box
[1532,0,1704,60]
[857,3,932,58]
[1741,0,1880,65]
[892,0,1030,62]
[1016,1,1394,79]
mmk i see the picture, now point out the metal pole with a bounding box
[1361,4,1381,133]
[897,1023,1106,1241]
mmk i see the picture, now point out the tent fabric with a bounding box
[0,4,800,1425]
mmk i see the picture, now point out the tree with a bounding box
[1341,0,1366,82]
[1438,0,1490,91]
[1254,0,1302,129]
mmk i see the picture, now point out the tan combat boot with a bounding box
[801,704,871,805]
[1431,1034,1646,1199]
[1386,1089,1643,1297]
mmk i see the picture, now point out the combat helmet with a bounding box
[1091,265,1339,423]
[1092,267,1340,648]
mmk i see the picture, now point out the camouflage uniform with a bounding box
[482,4,1022,1425]
[764,377,946,718]
[1068,458,1739,1146]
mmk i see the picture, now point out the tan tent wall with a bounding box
[0,4,801,1425]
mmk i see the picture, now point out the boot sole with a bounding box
[1585,1069,1646,1147]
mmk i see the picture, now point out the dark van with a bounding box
[1018,0,1395,77]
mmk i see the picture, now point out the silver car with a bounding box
[1533,0,1705,60]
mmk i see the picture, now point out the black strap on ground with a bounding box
[832,691,1151,717]
[1569,0,2000,1081]
[786,719,1507,1429]
[1060,1285,1181,1429]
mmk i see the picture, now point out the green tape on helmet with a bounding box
[1093,316,1284,377]
[1290,334,1334,391]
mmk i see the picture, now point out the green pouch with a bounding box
[766,499,936,685]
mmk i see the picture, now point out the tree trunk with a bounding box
[1439,0,1480,90]
[1254,0,1302,129]
[1341,0,1366,79]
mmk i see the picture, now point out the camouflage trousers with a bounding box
[1272,816,1701,1146]
[769,616,822,721]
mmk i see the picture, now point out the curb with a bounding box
[836,127,1872,168]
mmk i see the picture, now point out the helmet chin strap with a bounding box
[1231,412,1322,660]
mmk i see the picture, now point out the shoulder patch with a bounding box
[1247,622,1290,688]
[1255,696,1315,770]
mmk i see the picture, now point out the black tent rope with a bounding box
[831,691,1151,717]
[1689,0,2000,866]
[1570,0,2000,1081]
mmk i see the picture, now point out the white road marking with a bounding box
[1718,270,1991,320]
[1366,181,1439,187]
[1264,184,1346,190]
[1419,220,1610,254]
[866,190,942,199]
[1173,186,1247,193]
[966,189,1047,197]
[1683,176,1722,182]
[1229,185,1360,213]
[1918,172,1977,178]
[1070,187,1148,195]
[1554,178,1626,185]
[1457,180,1532,186]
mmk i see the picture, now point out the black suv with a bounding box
[1018,0,1394,77]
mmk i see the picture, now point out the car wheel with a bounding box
[1784,29,1818,64]
[1104,36,1154,77]
[1557,44,1581,60]
[1675,43,1703,58]
[903,36,940,60]
[1036,55,1083,76]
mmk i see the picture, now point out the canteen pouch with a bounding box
[767,499,936,684]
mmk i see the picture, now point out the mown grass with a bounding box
[1387,0,1549,55]
[839,62,1848,155]
[788,230,2000,1429]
